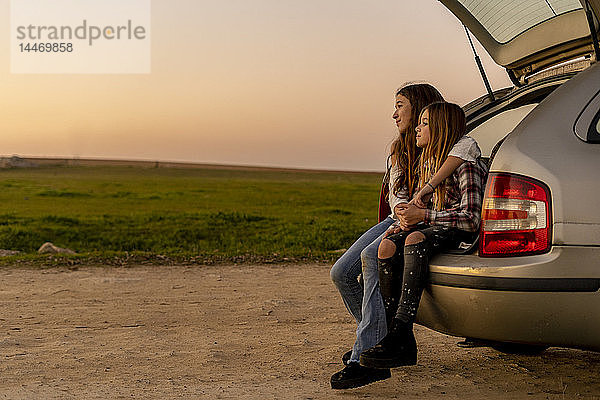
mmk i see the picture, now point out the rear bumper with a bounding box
[416,246,600,350]
[429,273,600,292]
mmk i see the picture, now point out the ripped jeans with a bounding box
[378,225,475,325]
[330,216,394,363]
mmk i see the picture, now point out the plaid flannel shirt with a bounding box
[422,160,487,232]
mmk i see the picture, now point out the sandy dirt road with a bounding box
[0,264,599,399]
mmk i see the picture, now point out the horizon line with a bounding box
[1,155,384,175]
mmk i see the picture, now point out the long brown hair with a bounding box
[418,102,466,210]
[391,83,444,197]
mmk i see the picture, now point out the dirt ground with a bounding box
[1,264,599,399]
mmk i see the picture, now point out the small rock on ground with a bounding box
[38,242,76,255]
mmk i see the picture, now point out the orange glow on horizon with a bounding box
[0,0,511,171]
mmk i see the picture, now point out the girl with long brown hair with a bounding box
[330,91,485,390]
[358,102,487,370]
[330,83,443,389]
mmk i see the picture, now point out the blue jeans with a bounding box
[330,216,393,362]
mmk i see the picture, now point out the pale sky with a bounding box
[0,0,512,171]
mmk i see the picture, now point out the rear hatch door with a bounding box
[438,0,599,84]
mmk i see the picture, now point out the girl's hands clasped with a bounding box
[383,203,409,237]
[396,203,426,231]
[389,202,426,232]
[383,222,402,238]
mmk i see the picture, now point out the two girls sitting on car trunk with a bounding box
[359,102,487,370]
[331,98,487,389]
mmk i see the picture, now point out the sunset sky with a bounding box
[1,0,512,171]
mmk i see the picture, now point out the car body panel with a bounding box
[468,103,537,157]
[417,283,600,350]
[428,247,600,280]
[490,62,600,245]
[417,246,600,350]
[413,36,600,349]
[401,0,600,350]
[438,0,596,83]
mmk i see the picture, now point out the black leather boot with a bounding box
[359,317,417,369]
[330,362,391,389]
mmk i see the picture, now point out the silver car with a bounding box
[413,0,600,352]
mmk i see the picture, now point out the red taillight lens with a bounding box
[479,173,552,257]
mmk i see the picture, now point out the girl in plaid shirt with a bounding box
[330,84,445,390]
[359,102,487,370]
[331,90,485,390]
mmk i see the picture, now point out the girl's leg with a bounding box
[359,231,428,368]
[346,230,393,363]
[394,231,429,323]
[330,217,394,324]
[376,232,411,327]
[330,219,395,390]
[360,226,470,368]
[395,226,473,322]
[393,225,474,321]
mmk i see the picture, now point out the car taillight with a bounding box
[479,173,552,257]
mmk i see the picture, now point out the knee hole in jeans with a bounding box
[378,238,396,259]
[405,231,425,246]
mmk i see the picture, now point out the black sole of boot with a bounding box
[359,353,417,369]
[330,369,391,390]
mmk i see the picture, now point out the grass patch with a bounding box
[0,165,382,265]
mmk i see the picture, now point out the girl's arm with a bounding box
[428,156,464,188]
[410,156,464,207]
[397,161,486,232]
[422,161,486,232]
[388,163,410,215]
[411,136,482,207]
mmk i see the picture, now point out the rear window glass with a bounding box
[458,0,582,43]
[589,112,600,143]
[574,91,600,143]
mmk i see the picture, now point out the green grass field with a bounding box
[0,164,383,265]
